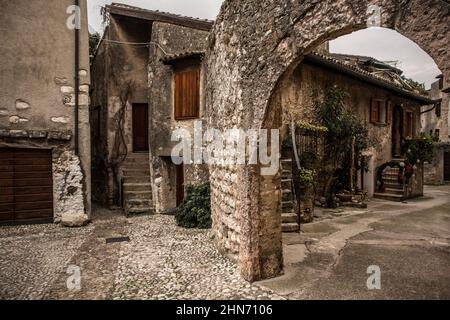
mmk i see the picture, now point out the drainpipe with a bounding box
[74,0,80,156]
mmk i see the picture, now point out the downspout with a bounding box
[74,0,80,156]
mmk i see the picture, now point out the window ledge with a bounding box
[174,117,200,122]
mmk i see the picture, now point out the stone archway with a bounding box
[205,0,450,281]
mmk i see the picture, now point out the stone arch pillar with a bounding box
[206,0,450,281]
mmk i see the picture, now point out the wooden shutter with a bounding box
[174,68,200,120]
[386,100,392,124]
[370,97,378,124]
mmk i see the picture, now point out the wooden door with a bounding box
[392,106,404,158]
[132,103,149,152]
[444,152,450,181]
[176,164,185,207]
[0,148,53,225]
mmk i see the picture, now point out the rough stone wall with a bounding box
[0,0,91,224]
[148,22,210,213]
[206,0,450,281]
[53,150,88,225]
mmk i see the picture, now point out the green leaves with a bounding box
[314,86,370,190]
[175,183,212,229]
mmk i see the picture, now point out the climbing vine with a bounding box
[314,86,370,196]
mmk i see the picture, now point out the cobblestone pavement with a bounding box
[112,215,280,300]
[0,210,279,300]
[0,223,94,300]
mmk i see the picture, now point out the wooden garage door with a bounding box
[445,152,450,181]
[0,148,53,225]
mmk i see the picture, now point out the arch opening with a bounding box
[206,0,449,282]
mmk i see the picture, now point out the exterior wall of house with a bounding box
[148,22,210,213]
[90,14,152,205]
[276,61,423,197]
[0,0,91,225]
[421,76,450,185]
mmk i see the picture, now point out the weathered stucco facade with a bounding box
[91,4,212,213]
[205,0,450,281]
[276,54,427,197]
[421,75,450,185]
[0,0,91,226]
[91,11,153,206]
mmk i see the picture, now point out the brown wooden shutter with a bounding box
[174,68,200,120]
[370,98,378,123]
[386,100,392,124]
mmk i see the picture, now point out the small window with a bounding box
[435,129,440,137]
[405,112,414,138]
[370,98,389,124]
[438,76,444,90]
[435,102,441,117]
[174,67,200,120]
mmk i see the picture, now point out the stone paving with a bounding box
[112,215,280,300]
[0,211,279,300]
[0,223,94,300]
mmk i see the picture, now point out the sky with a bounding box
[87,0,441,88]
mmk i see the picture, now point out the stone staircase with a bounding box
[280,159,300,233]
[374,164,406,202]
[121,153,154,216]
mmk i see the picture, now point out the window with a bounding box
[370,98,390,124]
[174,67,200,120]
[405,112,414,138]
[435,101,441,117]
[438,76,444,90]
[435,129,440,138]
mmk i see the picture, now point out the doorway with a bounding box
[132,103,149,153]
[444,152,450,182]
[176,164,185,207]
[392,106,404,158]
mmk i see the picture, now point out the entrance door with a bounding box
[0,148,53,225]
[444,152,450,181]
[392,106,404,158]
[132,103,149,152]
[176,164,185,207]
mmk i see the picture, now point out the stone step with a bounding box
[373,193,404,202]
[281,179,292,189]
[124,157,150,164]
[126,199,152,207]
[280,161,292,170]
[282,223,300,233]
[123,176,151,184]
[123,191,152,200]
[126,206,154,215]
[122,169,150,177]
[128,152,149,157]
[385,188,405,195]
[281,170,292,177]
[282,201,294,211]
[123,183,152,192]
[282,192,293,202]
[282,213,297,224]
[383,183,404,189]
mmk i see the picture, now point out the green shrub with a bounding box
[176,183,212,229]
[299,168,316,186]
